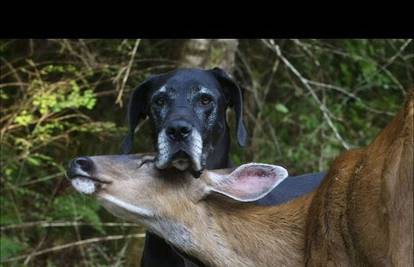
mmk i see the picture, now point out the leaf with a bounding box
[275,103,289,114]
[0,236,25,261]
[26,156,41,166]
[14,110,34,126]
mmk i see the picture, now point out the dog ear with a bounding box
[121,76,157,154]
[209,67,248,147]
[203,163,288,202]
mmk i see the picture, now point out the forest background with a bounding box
[1,39,412,266]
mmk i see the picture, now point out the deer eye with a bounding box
[199,94,212,105]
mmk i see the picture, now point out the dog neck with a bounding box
[205,124,231,169]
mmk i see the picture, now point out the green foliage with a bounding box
[31,80,96,115]
[0,237,25,261]
[234,39,411,174]
[1,40,130,266]
[14,111,34,126]
[50,196,105,234]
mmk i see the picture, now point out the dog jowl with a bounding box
[121,68,248,177]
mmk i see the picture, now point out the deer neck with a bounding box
[173,194,314,267]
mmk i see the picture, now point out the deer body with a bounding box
[306,93,413,266]
[68,92,413,267]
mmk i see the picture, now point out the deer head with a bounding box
[67,155,290,266]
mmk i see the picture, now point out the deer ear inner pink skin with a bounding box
[211,164,288,202]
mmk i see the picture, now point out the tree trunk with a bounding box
[180,39,239,74]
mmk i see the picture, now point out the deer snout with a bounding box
[68,157,94,178]
[67,156,110,195]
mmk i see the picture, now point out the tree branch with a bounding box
[262,39,351,149]
[1,233,145,263]
[115,39,140,107]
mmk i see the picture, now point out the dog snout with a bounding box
[166,120,193,141]
[67,157,94,179]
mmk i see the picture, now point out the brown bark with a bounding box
[180,39,239,73]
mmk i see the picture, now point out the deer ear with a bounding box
[206,163,288,202]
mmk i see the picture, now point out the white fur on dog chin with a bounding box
[71,177,96,194]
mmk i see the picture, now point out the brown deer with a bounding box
[68,92,413,267]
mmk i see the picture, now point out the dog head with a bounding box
[121,68,247,175]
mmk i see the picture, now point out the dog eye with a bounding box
[199,95,212,105]
[154,96,166,106]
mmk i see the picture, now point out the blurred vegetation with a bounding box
[0,39,412,266]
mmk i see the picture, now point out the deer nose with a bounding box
[166,120,193,141]
[67,157,94,179]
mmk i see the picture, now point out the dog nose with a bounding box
[166,120,192,141]
[67,157,94,178]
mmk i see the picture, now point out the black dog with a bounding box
[122,67,247,267]
[121,67,325,267]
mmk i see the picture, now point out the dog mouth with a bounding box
[155,130,204,176]
[155,147,203,176]
[170,151,191,171]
